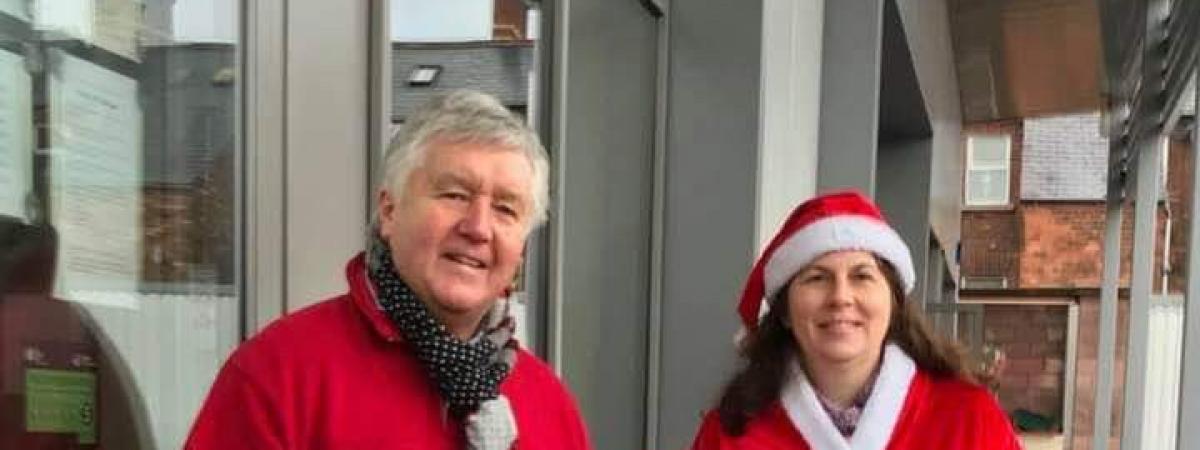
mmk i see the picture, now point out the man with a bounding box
[185,90,590,450]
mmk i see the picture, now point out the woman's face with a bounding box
[785,250,894,371]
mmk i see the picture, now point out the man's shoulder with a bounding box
[230,295,362,364]
[511,348,556,380]
[506,348,572,396]
[262,295,356,338]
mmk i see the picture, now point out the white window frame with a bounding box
[964,134,1012,207]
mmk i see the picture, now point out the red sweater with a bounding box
[185,254,591,450]
[692,348,1021,450]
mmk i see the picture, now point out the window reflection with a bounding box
[0,1,239,448]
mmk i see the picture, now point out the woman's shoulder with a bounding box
[897,371,1021,448]
[917,371,1000,409]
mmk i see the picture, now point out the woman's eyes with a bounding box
[800,271,877,283]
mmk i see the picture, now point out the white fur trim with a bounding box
[760,216,914,320]
[848,345,916,449]
[780,344,917,450]
[780,363,848,450]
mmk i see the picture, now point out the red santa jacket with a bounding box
[691,345,1021,450]
[184,254,591,450]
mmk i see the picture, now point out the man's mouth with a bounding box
[446,253,487,269]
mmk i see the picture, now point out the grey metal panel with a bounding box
[876,138,932,306]
[1178,77,1200,450]
[285,1,369,307]
[816,0,883,195]
[1121,134,1162,449]
[894,0,963,282]
[657,0,762,448]
[550,0,658,448]
[1093,173,1125,449]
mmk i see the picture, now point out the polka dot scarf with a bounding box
[366,236,518,421]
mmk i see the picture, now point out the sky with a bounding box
[390,0,492,42]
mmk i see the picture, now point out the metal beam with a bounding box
[1120,133,1163,450]
[816,0,883,195]
[1178,68,1200,450]
[1093,161,1125,449]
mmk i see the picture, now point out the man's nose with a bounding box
[456,199,492,242]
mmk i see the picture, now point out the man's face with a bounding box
[378,138,533,337]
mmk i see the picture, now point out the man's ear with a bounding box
[377,189,396,237]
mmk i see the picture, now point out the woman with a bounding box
[691,191,1020,450]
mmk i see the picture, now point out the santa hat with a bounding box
[738,190,915,330]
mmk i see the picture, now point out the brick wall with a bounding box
[1071,294,1129,450]
[1165,135,1194,294]
[984,304,1069,421]
[1018,202,1137,288]
[960,121,1193,449]
[962,211,1020,281]
[961,117,1196,292]
[961,120,1022,283]
[492,0,528,40]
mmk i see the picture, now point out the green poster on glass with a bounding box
[25,367,97,444]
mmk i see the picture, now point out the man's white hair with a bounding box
[382,90,550,229]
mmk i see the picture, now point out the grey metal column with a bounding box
[1178,77,1200,450]
[548,0,660,448]
[1120,135,1163,450]
[815,0,883,195]
[1092,156,1125,448]
[658,0,762,447]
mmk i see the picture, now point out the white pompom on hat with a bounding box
[737,190,915,330]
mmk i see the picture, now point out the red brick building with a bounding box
[958,112,1194,448]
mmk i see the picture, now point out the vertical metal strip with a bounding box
[367,0,390,212]
[645,5,669,448]
[1093,164,1124,448]
[243,0,288,335]
[1121,134,1163,449]
[1177,70,1200,450]
[546,0,570,374]
[1063,302,1079,447]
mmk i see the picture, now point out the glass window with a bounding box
[966,134,1011,206]
[0,1,240,448]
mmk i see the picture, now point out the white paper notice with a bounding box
[0,49,31,219]
[48,49,142,302]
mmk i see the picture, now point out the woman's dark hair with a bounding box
[714,257,975,436]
